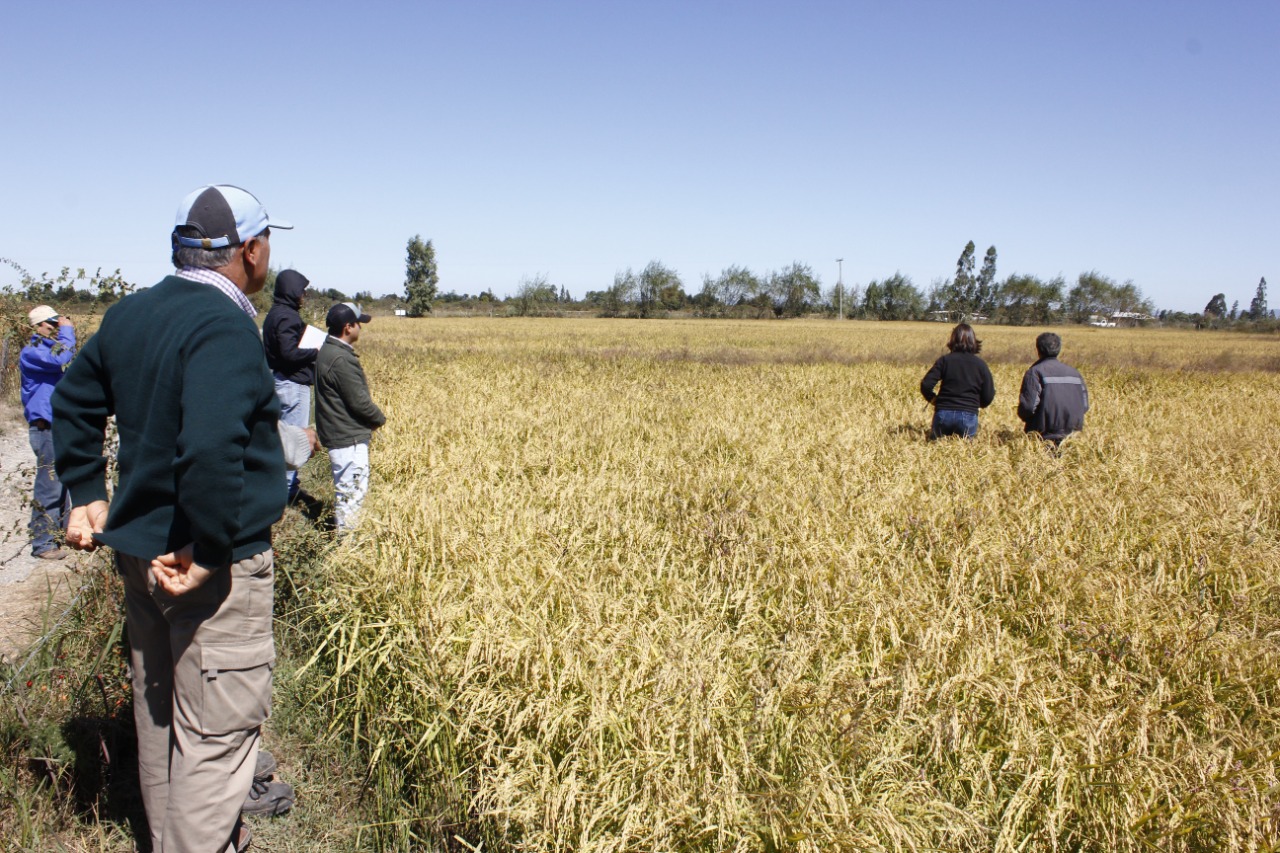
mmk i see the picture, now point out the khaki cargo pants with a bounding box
[119,549,275,853]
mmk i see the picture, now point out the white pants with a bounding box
[328,443,370,531]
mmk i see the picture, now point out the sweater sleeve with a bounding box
[979,360,996,409]
[920,358,943,403]
[176,321,271,568]
[50,333,112,506]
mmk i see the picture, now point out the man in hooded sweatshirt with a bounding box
[263,269,318,500]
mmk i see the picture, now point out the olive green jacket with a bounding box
[315,337,385,449]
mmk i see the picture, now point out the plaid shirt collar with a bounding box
[175,267,257,318]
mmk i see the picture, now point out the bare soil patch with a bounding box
[0,404,82,663]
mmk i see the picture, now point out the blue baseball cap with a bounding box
[172,185,293,249]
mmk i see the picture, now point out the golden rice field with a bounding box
[300,319,1280,852]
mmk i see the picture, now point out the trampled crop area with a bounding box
[303,319,1280,851]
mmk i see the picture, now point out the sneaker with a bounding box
[242,777,295,817]
[34,548,66,560]
[254,749,277,781]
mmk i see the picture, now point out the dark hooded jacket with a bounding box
[263,269,318,384]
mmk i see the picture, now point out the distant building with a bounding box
[927,310,988,323]
[1089,312,1153,328]
[1111,311,1154,327]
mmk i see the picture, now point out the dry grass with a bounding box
[301,319,1277,851]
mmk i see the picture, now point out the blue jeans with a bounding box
[931,408,979,440]
[274,378,311,499]
[29,425,68,555]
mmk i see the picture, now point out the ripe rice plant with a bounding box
[299,319,1280,851]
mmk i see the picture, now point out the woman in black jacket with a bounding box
[920,323,995,439]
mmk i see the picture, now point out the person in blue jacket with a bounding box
[20,305,76,558]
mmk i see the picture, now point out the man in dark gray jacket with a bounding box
[1017,332,1089,445]
[316,303,386,530]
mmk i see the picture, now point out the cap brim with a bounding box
[358,313,372,323]
[267,218,293,231]
[173,233,233,248]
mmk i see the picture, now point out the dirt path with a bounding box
[0,407,82,664]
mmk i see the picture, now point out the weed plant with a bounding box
[302,319,1280,851]
[0,441,370,851]
[0,552,139,849]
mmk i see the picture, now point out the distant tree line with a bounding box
[398,235,1272,329]
[1187,277,1272,328]
[577,261,822,319]
[4,238,1266,332]
[568,242,1161,326]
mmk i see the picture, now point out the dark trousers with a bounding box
[28,424,68,555]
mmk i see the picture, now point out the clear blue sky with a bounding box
[3,1,1276,313]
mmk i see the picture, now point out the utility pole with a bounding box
[836,258,844,320]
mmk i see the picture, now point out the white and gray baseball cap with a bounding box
[172,185,292,249]
[326,302,372,330]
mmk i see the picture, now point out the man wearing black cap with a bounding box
[315,302,385,531]
[52,185,295,853]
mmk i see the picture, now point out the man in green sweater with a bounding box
[52,185,294,853]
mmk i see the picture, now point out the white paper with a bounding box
[299,324,328,350]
